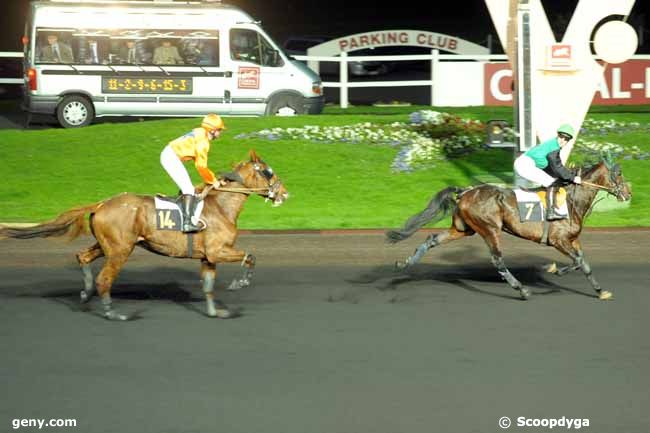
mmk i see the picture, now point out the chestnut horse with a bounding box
[0,151,288,320]
[386,159,631,300]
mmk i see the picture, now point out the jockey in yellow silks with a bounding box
[160,114,225,232]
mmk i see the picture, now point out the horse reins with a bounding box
[202,164,280,197]
[212,186,268,195]
[197,184,265,200]
[580,181,612,192]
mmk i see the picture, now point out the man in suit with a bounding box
[39,34,74,63]
[119,40,139,64]
[153,40,184,65]
[80,38,106,64]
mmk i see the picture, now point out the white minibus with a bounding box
[23,0,324,127]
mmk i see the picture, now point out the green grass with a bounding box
[1,105,649,229]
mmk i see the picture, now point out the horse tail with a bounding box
[0,201,105,241]
[385,186,463,243]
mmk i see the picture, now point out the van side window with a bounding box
[34,28,220,66]
[230,29,283,67]
[35,29,75,64]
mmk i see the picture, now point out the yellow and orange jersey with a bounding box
[168,127,216,184]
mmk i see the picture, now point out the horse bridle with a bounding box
[578,165,626,198]
[253,163,283,200]
[204,163,281,199]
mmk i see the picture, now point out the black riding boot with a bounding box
[545,186,563,220]
[181,194,201,232]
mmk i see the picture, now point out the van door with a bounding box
[224,27,287,115]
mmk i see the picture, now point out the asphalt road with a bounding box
[1,230,649,433]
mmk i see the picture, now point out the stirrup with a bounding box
[546,210,564,221]
[182,222,201,233]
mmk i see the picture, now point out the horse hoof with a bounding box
[207,307,240,319]
[80,290,90,303]
[227,279,250,291]
[395,260,409,272]
[599,290,613,300]
[519,287,531,300]
[103,310,129,321]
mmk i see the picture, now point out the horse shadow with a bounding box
[347,252,597,301]
[11,266,242,319]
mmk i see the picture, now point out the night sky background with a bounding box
[0,0,648,53]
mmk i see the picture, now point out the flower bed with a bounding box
[235,110,649,172]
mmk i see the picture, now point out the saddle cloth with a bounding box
[513,188,568,223]
[154,196,205,231]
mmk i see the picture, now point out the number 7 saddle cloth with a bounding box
[154,195,205,231]
[513,187,568,222]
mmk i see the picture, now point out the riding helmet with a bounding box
[557,124,575,139]
[201,113,226,132]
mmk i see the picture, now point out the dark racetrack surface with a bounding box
[1,230,649,433]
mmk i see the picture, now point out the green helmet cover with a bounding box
[557,124,575,138]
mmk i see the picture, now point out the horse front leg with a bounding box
[200,260,236,318]
[554,240,611,300]
[577,252,611,300]
[208,246,255,291]
[227,253,255,291]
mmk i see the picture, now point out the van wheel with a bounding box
[56,95,94,128]
[267,94,304,116]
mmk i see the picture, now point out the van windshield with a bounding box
[230,28,283,67]
[34,28,220,66]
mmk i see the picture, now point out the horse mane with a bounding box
[580,160,605,178]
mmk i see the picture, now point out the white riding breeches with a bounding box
[514,154,556,187]
[160,145,195,195]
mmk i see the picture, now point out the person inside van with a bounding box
[39,34,74,63]
[119,40,138,64]
[153,40,184,65]
[80,38,106,64]
[160,114,226,232]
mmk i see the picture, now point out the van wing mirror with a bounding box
[267,49,282,67]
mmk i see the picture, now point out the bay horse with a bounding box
[0,151,288,320]
[386,159,631,300]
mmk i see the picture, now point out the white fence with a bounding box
[3,50,650,106]
[295,50,508,108]
[0,50,510,106]
[0,52,24,85]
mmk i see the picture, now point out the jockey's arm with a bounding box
[196,165,217,184]
[194,142,217,184]
[545,150,575,182]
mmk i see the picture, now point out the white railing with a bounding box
[294,50,508,108]
[0,51,24,84]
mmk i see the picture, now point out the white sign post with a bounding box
[485,0,638,184]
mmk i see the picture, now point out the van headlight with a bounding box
[312,81,322,95]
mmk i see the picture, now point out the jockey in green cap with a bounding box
[514,123,582,220]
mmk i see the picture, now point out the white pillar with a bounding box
[430,49,439,106]
[339,51,348,109]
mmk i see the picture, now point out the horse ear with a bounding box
[249,149,260,162]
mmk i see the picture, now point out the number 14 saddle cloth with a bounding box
[154,195,206,231]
